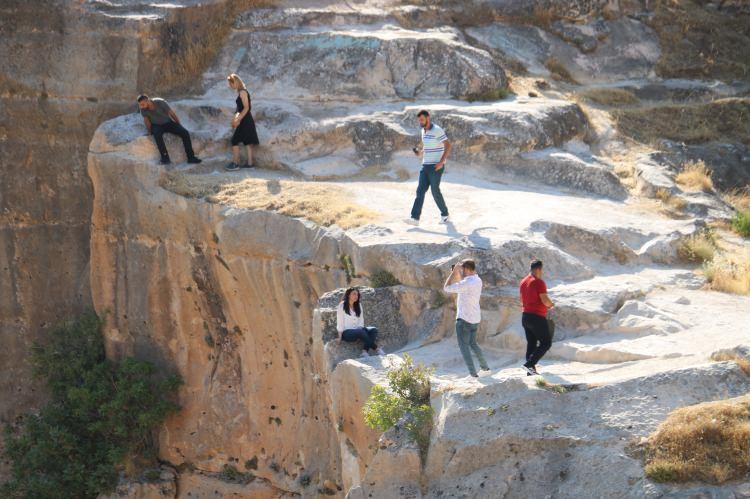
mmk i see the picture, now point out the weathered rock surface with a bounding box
[9,0,750,497]
[0,0,242,421]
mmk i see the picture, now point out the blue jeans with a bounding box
[456,319,488,376]
[341,327,378,350]
[410,163,449,220]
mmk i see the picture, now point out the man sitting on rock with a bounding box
[444,259,490,378]
[519,260,555,376]
[137,94,202,165]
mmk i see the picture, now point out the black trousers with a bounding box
[151,120,195,161]
[341,327,378,350]
[522,313,552,367]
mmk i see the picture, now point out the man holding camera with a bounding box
[444,259,489,378]
[405,109,451,226]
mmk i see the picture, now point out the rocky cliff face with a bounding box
[0,0,251,420]
[6,0,750,496]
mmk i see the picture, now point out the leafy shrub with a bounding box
[1,312,182,499]
[732,210,750,238]
[219,464,254,484]
[339,254,356,283]
[369,267,400,288]
[362,354,434,454]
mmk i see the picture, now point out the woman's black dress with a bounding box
[231,89,259,146]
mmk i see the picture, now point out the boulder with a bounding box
[317,287,410,369]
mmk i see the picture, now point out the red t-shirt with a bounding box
[520,274,548,317]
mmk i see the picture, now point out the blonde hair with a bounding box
[227,73,247,91]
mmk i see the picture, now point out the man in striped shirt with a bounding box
[405,110,452,226]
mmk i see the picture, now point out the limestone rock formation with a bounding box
[6,0,750,497]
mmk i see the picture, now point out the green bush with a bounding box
[2,312,182,499]
[339,254,356,283]
[732,210,750,237]
[362,354,433,454]
[369,267,401,288]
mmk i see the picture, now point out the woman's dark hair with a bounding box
[342,287,361,317]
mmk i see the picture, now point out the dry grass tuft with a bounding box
[677,230,716,263]
[161,172,377,229]
[580,88,640,106]
[675,160,714,193]
[725,187,750,213]
[711,351,750,377]
[544,57,577,84]
[655,188,687,213]
[644,394,750,484]
[703,250,750,295]
[612,99,750,146]
[648,0,750,81]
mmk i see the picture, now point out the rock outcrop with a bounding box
[0,0,245,420]
[6,0,750,497]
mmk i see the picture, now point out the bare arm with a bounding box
[436,140,451,170]
[443,265,462,292]
[167,108,180,125]
[143,116,152,135]
[540,293,554,309]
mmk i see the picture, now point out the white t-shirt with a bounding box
[337,301,365,333]
[421,123,448,165]
[444,274,482,324]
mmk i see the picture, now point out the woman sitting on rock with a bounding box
[337,287,385,358]
[225,73,260,171]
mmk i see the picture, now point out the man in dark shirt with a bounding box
[519,259,555,376]
[137,94,201,165]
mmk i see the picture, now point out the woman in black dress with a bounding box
[225,73,259,171]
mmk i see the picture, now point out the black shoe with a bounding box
[240,163,255,169]
[470,373,479,378]
[225,162,240,171]
[524,365,538,376]
[480,367,491,372]
[187,156,202,164]
[160,158,171,165]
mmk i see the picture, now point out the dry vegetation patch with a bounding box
[579,88,639,106]
[544,57,577,84]
[677,230,716,263]
[703,250,750,295]
[644,395,750,484]
[711,351,750,377]
[612,99,750,146]
[162,172,377,229]
[648,0,750,80]
[675,160,714,193]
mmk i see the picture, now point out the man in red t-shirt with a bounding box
[519,260,555,376]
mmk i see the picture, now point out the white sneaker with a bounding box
[440,215,450,223]
[360,350,370,358]
[404,218,419,226]
[376,347,386,356]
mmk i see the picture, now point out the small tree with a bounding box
[362,354,433,453]
[2,312,182,498]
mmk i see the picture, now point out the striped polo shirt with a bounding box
[421,123,448,165]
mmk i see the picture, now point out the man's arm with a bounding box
[540,293,554,309]
[143,116,152,135]
[167,108,181,125]
[436,139,451,171]
[443,265,463,293]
